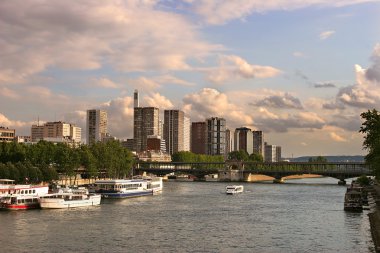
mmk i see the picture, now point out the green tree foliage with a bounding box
[360,109,380,178]
[228,150,249,161]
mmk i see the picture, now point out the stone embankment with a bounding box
[368,181,380,253]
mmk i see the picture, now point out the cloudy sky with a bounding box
[1,0,379,157]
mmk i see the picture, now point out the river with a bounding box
[0,177,375,253]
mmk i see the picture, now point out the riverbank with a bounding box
[368,181,380,253]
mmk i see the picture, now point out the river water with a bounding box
[0,177,375,253]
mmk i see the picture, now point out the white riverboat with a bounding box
[0,179,49,197]
[94,178,161,198]
[226,185,244,195]
[39,192,101,209]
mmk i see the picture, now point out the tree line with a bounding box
[0,140,134,184]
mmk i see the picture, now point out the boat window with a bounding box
[33,190,35,193]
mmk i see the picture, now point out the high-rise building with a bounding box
[252,130,264,156]
[147,135,166,152]
[264,142,282,162]
[164,110,184,154]
[0,127,15,142]
[234,127,253,154]
[86,109,107,145]
[31,121,81,144]
[191,122,206,155]
[206,117,226,156]
[134,107,159,152]
[184,116,190,152]
[134,89,139,108]
[225,129,233,155]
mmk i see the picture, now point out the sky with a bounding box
[0,0,380,157]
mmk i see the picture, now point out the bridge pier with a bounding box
[273,177,284,184]
[338,179,346,185]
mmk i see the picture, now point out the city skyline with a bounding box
[0,1,379,157]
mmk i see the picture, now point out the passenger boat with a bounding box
[94,179,156,198]
[344,190,363,212]
[0,179,49,197]
[226,185,244,195]
[39,193,101,209]
[0,195,41,210]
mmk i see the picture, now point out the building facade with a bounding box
[86,109,107,145]
[184,116,190,152]
[234,127,253,154]
[252,130,264,157]
[163,110,184,155]
[134,107,160,152]
[264,142,282,162]
[0,127,15,142]
[206,117,226,156]
[31,121,81,144]
[191,122,206,155]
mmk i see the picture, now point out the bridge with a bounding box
[134,161,372,184]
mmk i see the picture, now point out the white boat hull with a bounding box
[40,194,101,209]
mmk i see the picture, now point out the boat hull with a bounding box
[0,203,40,210]
[40,195,101,209]
[99,189,153,198]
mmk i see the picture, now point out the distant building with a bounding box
[86,109,107,145]
[164,110,185,155]
[184,116,190,152]
[225,129,233,155]
[134,106,160,152]
[102,133,117,143]
[31,121,81,145]
[137,150,171,162]
[0,127,15,142]
[147,135,166,153]
[206,117,226,156]
[234,127,253,154]
[15,136,32,144]
[191,122,206,154]
[121,139,135,151]
[264,142,281,162]
[252,130,264,157]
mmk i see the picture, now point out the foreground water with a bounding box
[0,177,375,253]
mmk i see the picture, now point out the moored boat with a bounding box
[94,179,154,198]
[0,179,49,197]
[344,190,363,212]
[0,195,40,210]
[39,193,101,209]
[226,185,244,195]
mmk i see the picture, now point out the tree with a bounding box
[359,109,380,178]
[228,150,249,161]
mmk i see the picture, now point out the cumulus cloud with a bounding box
[253,93,303,109]
[207,55,281,84]
[0,0,220,84]
[182,88,253,126]
[255,108,325,132]
[91,77,121,89]
[329,132,348,142]
[186,0,376,25]
[0,113,33,135]
[319,30,336,40]
[129,77,161,92]
[365,43,380,82]
[143,93,174,109]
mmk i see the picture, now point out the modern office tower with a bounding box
[276,146,282,162]
[86,109,108,145]
[147,135,166,152]
[31,121,81,144]
[163,110,184,155]
[234,127,253,154]
[0,127,15,142]
[121,139,135,151]
[206,117,226,156]
[252,130,264,156]
[184,116,190,152]
[191,122,206,155]
[134,89,139,108]
[134,107,159,152]
[264,142,281,162]
[225,129,233,155]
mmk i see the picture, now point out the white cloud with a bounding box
[0,0,220,85]
[365,43,380,82]
[319,30,336,40]
[91,77,120,89]
[253,93,303,109]
[186,0,377,25]
[182,88,253,126]
[207,55,281,84]
[0,113,33,136]
[330,132,348,142]
[143,93,174,109]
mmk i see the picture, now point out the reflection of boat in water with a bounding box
[0,195,41,210]
[226,185,244,195]
[344,190,363,212]
[39,193,101,209]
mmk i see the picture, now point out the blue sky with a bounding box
[0,0,379,157]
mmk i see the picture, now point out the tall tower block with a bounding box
[134,89,139,108]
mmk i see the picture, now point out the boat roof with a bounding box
[94,179,147,184]
[0,179,15,182]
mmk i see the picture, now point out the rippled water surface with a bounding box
[0,178,375,252]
